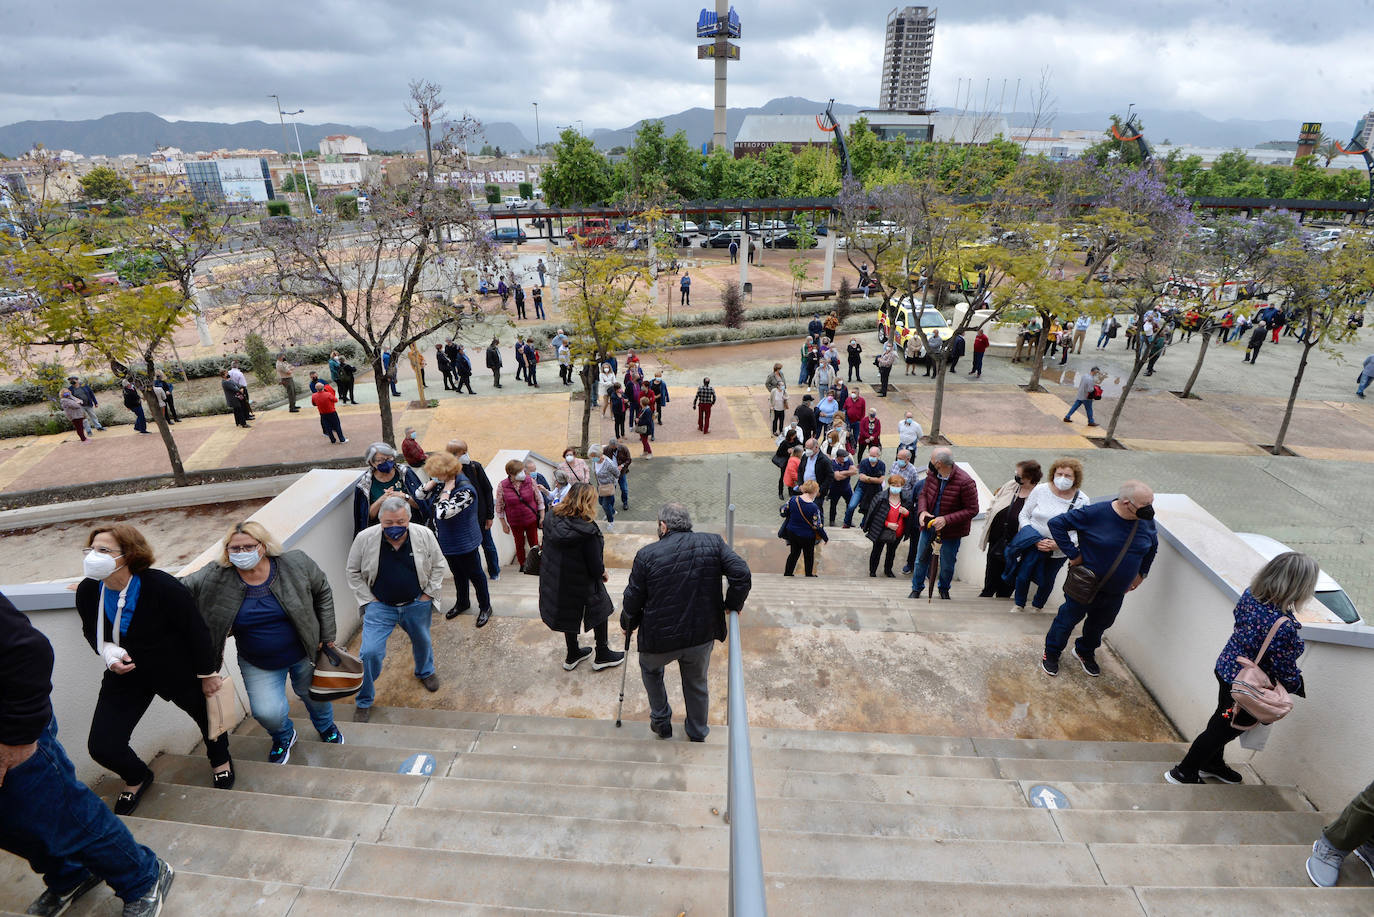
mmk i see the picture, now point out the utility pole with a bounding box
[532,101,541,153]
[284,111,316,215]
[269,94,301,212]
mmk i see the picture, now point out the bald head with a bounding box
[930,447,954,469]
[1118,480,1153,504]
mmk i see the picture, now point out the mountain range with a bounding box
[0,101,1356,159]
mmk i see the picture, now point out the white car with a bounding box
[503,195,531,210]
[1235,532,1362,624]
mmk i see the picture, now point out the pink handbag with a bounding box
[1228,616,1294,729]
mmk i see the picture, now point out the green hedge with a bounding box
[0,342,360,410]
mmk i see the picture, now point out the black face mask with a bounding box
[1013,474,1023,484]
[1132,503,1155,521]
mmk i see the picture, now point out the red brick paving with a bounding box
[6,428,216,493]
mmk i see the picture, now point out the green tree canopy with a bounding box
[541,129,613,207]
[78,166,133,202]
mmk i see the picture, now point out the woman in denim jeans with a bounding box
[184,521,341,767]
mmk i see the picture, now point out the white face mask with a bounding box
[82,551,120,581]
[515,472,527,481]
[458,454,470,464]
[228,549,261,570]
[564,454,574,462]
[1054,475,1074,491]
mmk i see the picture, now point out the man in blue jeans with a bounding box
[1062,366,1102,427]
[1,592,174,917]
[606,437,632,510]
[1040,481,1158,678]
[345,498,447,722]
[907,447,980,600]
[1357,354,1374,398]
[844,446,886,528]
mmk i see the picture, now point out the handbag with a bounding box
[521,544,542,576]
[635,424,649,435]
[1062,520,1138,604]
[597,482,615,497]
[1228,616,1295,729]
[309,644,364,702]
[771,452,788,470]
[1091,385,1103,400]
[205,673,245,739]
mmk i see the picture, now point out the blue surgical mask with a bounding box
[889,485,903,494]
[383,525,408,540]
[376,460,395,473]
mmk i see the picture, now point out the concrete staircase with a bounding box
[4,523,1374,915]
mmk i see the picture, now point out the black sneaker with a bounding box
[563,646,594,671]
[1164,766,1204,785]
[650,721,672,739]
[268,730,297,765]
[1199,762,1243,784]
[1072,646,1101,677]
[121,858,173,917]
[592,646,625,670]
[25,873,100,916]
[320,725,345,745]
[1040,653,1060,677]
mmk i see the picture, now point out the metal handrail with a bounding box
[725,473,767,915]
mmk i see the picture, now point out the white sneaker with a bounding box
[1009,604,1026,614]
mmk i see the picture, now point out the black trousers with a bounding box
[455,374,475,394]
[848,362,862,381]
[982,540,1013,597]
[230,399,250,426]
[771,409,785,435]
[564,622,609,653]
[163,394,180,422]
[878,366,892,395]
[439,368,454,389]
[783,534,815,576]
[444,550,490,613]
[336,378,355,403]
[88,671,230,786]
[319,413,345,442]
[1177,672,1257,775]
[869,538,898,575]
[613,413,626,438]
[827,490,848,526]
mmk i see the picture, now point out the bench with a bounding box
[797,289,837,302]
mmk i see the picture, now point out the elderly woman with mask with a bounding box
[588,443,621,525]
[417,452,493,625]
[183,521,341,766]
[352,442,425,535]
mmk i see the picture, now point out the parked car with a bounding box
[878,299,955,347]
[1235,532,1362,625]
[568,218,614,247]
[765,231,818,249]
[704,220,724,233]
[700,231,749,249]
[502,195,531,210]
[488,227,528,244]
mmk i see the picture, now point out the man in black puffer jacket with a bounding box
[621,503,751,742]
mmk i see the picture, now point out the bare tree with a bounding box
[406,79,447,245]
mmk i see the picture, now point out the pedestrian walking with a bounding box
[153,371,180,423]
[275,353,300,412]
[67,375,106,431]
[610,384,629,439]
[620,503,752,741]
[435,343,453,390]
[523,338,540,386]
[1,591,177,917]
[119,381,151,434]
[380,349,402,397]
[1243,321,1268,364]
[971,330,989,377]
[728,239,738,264]
[75,524,234,809]
[847,338,864,381]
[496,459,544,567]
[532,286,545,319]
[310,383,347,444]
[1165,552,1313,788]
[58,388,90,442]
[514,283,527,320]
[692,377,717,434]
[843,446,885,528]
[679,271,691,306]
[417,452,493,626]
[1039,480,1158,678]
[346,499,447,720]
[452,345,475,394]
[1005,459,1089,613]
[536,258,547,287]
[444,439,500,580]
[1357,354,1374,398]
[865,473,911,577]
[636,397,655,457]
[1307,777,1374,887]
[486,338,503,388]
[539,483,626,671]
[183,521,343,764]
[648,371,669,425]
[1062,367,1103,427]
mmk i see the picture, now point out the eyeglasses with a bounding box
[82,547,123,557]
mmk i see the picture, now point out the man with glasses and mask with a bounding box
[346,498,446,721]
[1040,480,1159,679]
[351,443,426,535]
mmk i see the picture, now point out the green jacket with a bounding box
[182,550,336,668]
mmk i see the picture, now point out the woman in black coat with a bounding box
[773,429,801,500]
[539,483,625,672]
[75,523,233,814]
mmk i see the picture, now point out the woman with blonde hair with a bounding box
[538,483,625,671]
[1166,552,1314,786]
[76,523,231,813]
[1008,457,1089,612]
[418,452,492,626]
[183,520,341,767]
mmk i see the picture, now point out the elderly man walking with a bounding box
[275,353,300,412]
[346,498,447,721]
[907,447,980,600]
[621,504,752,742]
[1040,480,1158,678]
[692,377,717,434]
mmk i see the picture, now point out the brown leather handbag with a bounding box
[309,645,364,702]
[1228,616,1294,729]
[1062,520,1138,604]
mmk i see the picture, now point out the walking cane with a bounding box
[926,520,942,603]
[614,628,632,728]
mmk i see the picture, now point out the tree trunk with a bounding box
[1272,342,1313,456]
[1025,320,1049,391]
[579,364,594,454]
[373,360,396,445]
[144,386,187,486]
[1180,324,1211,398]
[928,355,948,441]
[1103,353,1147,445]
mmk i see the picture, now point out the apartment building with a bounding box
[878,6,937,112]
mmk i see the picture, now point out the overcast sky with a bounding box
[3,0,1371,132]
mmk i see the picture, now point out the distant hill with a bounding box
[590,96,864,150]
[0,112,533,157]
[1023,109,1357,150]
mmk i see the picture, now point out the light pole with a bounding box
[532,101,541,153]
[282,109,316,215]
[269,94,300,209]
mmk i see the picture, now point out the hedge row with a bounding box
[0,342,360,409]
[0,390,294,440]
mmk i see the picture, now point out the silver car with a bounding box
[1236,532,1362,624]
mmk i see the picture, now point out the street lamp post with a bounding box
[269,94,301,210]
[532,101,541,153]
[283,110,316,215]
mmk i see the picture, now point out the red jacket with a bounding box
[916,465,980,540]
[844,395,867,423]
[858,416,881,445]
[310,386,338,414]
[973,333,990,353]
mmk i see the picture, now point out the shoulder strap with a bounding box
[1253,615,1290,666]
[1099,519,1139,584]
